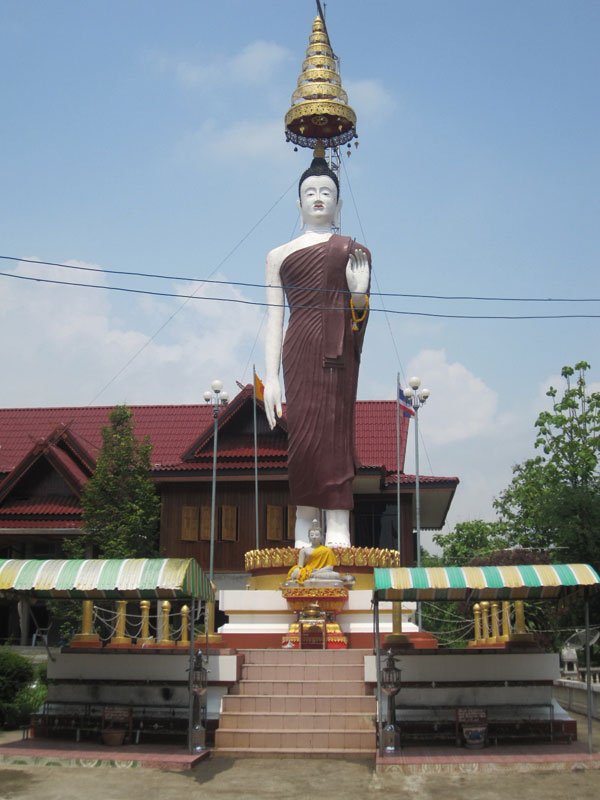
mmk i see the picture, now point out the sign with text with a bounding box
[456,707,488,726]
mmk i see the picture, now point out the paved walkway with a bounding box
[0,712,599,800]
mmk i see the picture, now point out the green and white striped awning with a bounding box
[373,564,600,602]
[0,558,214,601]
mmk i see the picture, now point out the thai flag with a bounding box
[398,386,415,417]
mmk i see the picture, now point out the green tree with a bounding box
[432,520,508,566]
[495,361,600,567]
[73,405,161,558]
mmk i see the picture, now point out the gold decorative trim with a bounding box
[281,587,348,599]
[245,546,400,572]
[285,100,356,127]
[292,83,348,104]
[306,44,333,59]
[298,68,341,87]
[301,54,337,70]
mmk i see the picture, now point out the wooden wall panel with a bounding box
[181,505,199,541]
[221,505,237,541]
[160,482,413,572]
[159,481,291,572]
[200,506,211,541]
[266,505,283,540]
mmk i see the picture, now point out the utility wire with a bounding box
[4,255,597,304]
[4,270,600,320]
[341,157,406,384]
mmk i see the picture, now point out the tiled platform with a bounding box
[0,733,209,770]
[376,740,600,773]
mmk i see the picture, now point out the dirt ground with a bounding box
[1,712,599,800]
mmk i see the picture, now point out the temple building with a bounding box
[0,383,458,578]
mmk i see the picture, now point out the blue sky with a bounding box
[1,1,599,548]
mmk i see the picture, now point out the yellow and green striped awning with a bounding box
[373,564,600,602]
[0,558,214,602]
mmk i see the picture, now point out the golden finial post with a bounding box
[137,599,154,646]
[480,601,490,643]
[500,601,511,642]
[71,599,101,647]
[469,603,482,646]
[178,604,190,648]
[158,600,174,646]
[490,601,500,642]
[110,600,131,646]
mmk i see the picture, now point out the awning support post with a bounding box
[188,597,195,755]
[374,596,384,758]
[585,590,593,754]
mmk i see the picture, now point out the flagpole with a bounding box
[396,372,401,561]
[252,364,260,551]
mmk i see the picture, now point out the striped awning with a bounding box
[373,564,600,601]
[0,558,214,601]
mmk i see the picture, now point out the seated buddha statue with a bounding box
[286,520,354,587]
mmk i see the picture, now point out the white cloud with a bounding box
[344,78,395,123]
[147,40,291,90]
[229,41,291,85]
[178,117,292,166]
[0,259,263,408]
[406,348,499,445]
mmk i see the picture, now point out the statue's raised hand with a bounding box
[345,248,370,296]
[264,376,282,430]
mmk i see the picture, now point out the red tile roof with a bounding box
[0,387,456,485]
[384,474,460,487]
[0,519,82,529]
[0,495,81,516]
[0,405,212,473]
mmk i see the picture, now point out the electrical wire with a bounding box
[3,253,597,304]
[5,270,600,321]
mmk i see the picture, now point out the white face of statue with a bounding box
[308,527,323,546]
[298,175,341,230]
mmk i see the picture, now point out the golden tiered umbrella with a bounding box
[284,14,357,150]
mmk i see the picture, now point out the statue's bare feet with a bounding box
[325,509,351,548]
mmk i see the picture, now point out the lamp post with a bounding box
[203,380,229,583]
[381,649,402,752]
[401,376,430,630]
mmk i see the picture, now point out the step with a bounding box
[218,711,375,730]
[238,649,370,666]
[214,728,375,751]
[221,694,376,714]
[231,679,368,696]
[212,747,374,759]
[240,663,365,681]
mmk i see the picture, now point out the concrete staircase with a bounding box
[214,649,376,757]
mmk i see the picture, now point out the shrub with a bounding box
[36,662,48,686]
[0,648,35,702]
[0,648,39,729]
[1,683,47,729]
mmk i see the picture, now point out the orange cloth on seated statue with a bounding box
[287,545,337,585]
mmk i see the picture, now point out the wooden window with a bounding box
[266,505,284,540]
[181,506,199,541]
[286,505,296,540]
[199,506,211,541]
[220,505,238,542]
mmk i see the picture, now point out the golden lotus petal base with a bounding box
[245,546,400,573]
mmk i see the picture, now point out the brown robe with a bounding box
[280,235,370,509]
